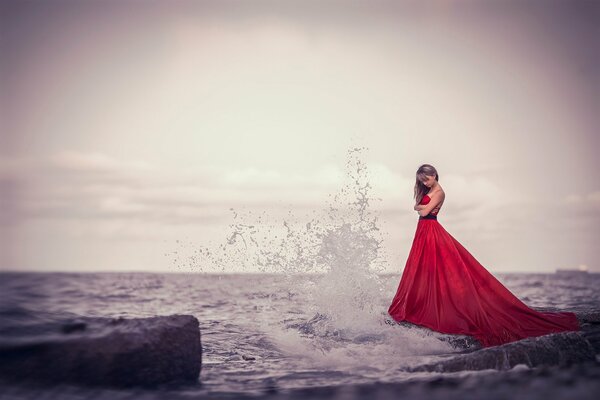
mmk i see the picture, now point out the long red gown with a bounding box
[387,194,581,348]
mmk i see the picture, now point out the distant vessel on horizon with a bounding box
[555,269,589,274]
[555,264,590,275]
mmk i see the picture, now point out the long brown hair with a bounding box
[414,164,439,204]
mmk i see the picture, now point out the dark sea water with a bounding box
[0,271,598,399]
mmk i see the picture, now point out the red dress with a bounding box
[387,194,581,347]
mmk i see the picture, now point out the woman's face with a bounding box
[419,174,435,188]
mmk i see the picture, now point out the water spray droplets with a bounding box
[167,147,390,334]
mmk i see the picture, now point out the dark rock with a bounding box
[435,332,482,352]
[576,310,600,353]
[0,314,202,388]
[576,310,600,325]
[409,331,596,373]
[61,321,87,334]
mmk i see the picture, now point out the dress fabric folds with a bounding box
[387,194,581,347]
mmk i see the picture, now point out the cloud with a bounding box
[0,150,508,248]
[0,150,363,227]
[564,190,600,206]
[5,148,595,235]
[2,149,598,272]
[50,150,156,173]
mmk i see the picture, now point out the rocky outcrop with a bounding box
[409,311,600,373]
[409,331,596,372]
[0,314,202,388]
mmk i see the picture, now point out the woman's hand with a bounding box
[414,205,425,211]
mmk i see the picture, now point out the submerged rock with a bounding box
[0,314,202,388]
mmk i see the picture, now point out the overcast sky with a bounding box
[1,0,598,273]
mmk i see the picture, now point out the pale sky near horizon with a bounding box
[1,0,598,273]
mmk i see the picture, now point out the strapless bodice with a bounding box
[419,194,434,206]
[419,194,440,217]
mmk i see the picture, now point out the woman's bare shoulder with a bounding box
[429,188,445,198]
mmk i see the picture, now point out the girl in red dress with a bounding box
[387,164,581,347]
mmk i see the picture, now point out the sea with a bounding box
[0,271,599,399]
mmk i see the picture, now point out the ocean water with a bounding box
[0,271,598,397]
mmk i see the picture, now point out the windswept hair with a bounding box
[414,164,439,204]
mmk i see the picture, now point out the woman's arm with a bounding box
[418,192,445,217]
[414,204,425,211]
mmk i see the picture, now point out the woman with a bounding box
[387,164,581,347]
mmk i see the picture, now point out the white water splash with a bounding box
[168,147,456,360]
[170,147,387,323]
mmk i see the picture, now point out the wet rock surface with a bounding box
[410,331,596,372]
[1,359,598,400]
[404,310,600,373]
[0,315,202,388]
